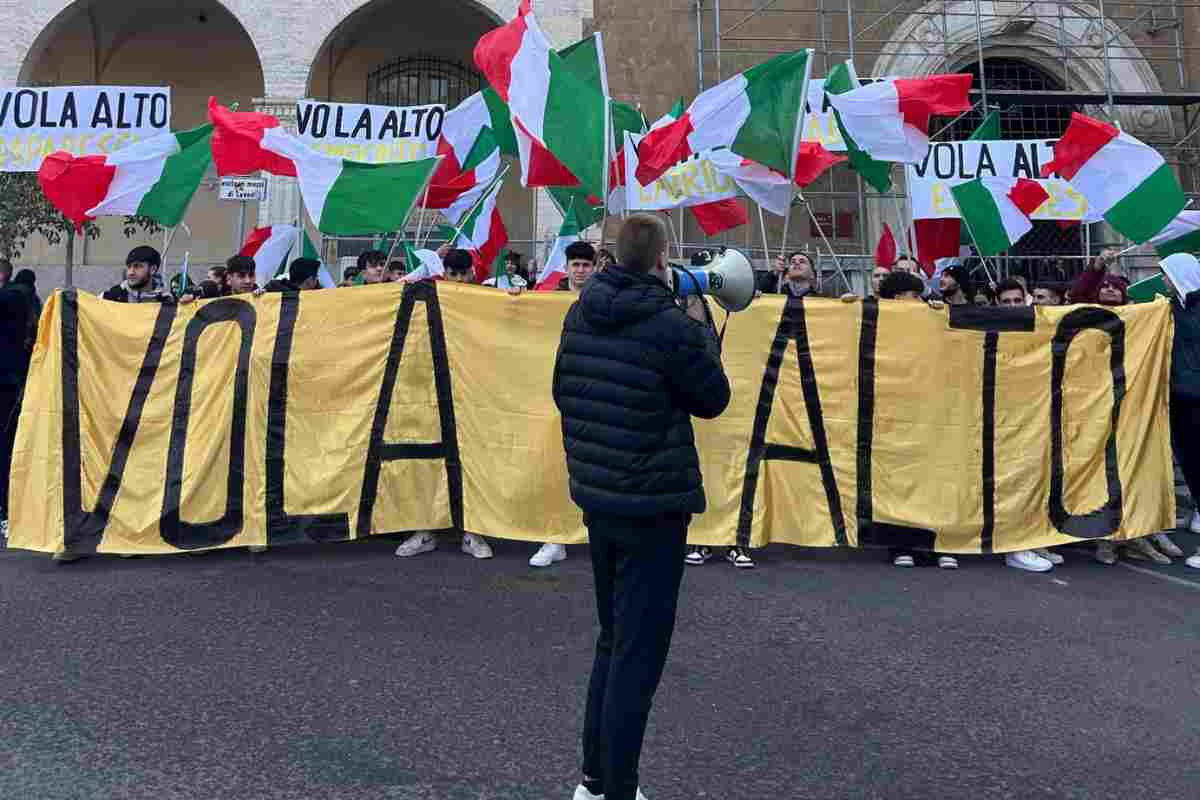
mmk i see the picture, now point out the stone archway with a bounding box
[872,1,1172,138]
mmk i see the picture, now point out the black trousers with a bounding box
[0,382,21,519]
[1171,393,1200,510]
[582,513,689,800]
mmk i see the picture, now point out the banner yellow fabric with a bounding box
[9,284,1176,555]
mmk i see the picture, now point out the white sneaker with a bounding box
[893,554,915,567]
[937,555,958,570]
[529,542,566,567]
[1187,550,1200,569]
[461,533,493,559]
[395,532,437,558]
[571,786,648,800]
[0,517,8,540]
[1151,533,1184,558]
[1006,550,1053,573]
[1191,511,1200,534]
[1034,547,1065,565]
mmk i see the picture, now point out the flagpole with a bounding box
[598,96,613,251]
[956,211,998,286]
[797,189,853,293]
[756,203,771,268]
[447,163,511,245]
[777,201,792,292]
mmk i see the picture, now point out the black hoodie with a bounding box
[552,264,731,518]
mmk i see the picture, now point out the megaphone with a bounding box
[673,248,756,312]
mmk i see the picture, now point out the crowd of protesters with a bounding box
[0,235,1198,576]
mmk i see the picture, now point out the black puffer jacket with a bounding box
[553,264,731,517]
[1172,289,1200,399]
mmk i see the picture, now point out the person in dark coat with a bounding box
[553,213,731,800]
[0,279,32,539]
[260,258,323,293]
[1160,255,1200,567]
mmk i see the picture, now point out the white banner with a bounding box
[800,79,846,152]
[623,133,739,211]
[295,100,445,164]
[908,139,1097,222]
[0,86,171,172]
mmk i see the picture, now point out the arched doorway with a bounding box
[19,0,266,278]
[935,57,1083,267]
[306,0,534,267]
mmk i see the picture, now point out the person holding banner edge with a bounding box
[1158,254,1200,569]
[554,213,730,800]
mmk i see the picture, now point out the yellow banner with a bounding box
[10,285,1176,556]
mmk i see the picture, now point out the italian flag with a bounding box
[706,148,793,216]
[823,61,893,193]
[474,1,606,197]
[1041,112,1187,243]
[84,124,213,226]
[1148,209,1200,257]
[260,127,441,235]
[424,93,503,209]
[241,224,299,286]
[635,49,813,186]
[208,97,297,177]
[536,216,580,290]
[950,177,1049,257]
[448,176,508,282]
[826,72,973,163]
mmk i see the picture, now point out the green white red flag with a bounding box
[1148,210,1200,257]
[424,94,503,209]
[85,124,213,225]
[1041,112,1187,243]
[447,176,508,282]
[208,97,297,177]
[474,1,606,197]
[259,127,440,235]
[635,49,812,186]
[536,215,580,290]
[826,73,973,163]
[950,177,1049,257]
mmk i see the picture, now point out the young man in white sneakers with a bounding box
[395,249,494,562]
[530,241,597,568]
[1160,254,1200,568]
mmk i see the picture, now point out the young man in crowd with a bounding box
[555,213,730,800]
[225,255,258,295]
[972,286,995,306]
[261,258,323,293]
[1032,282,1066,307]
[877,270,958,569]
[394,247,494,562]
[764,251,818,298]
[358,250,388,285]
[937,264,971,306]
[1159,254,1200,569]
[531,241,598,568]
[102,246,175,303]
[871,263,891,297]
[994,279,1061,572]
[387,260,407,283]
[207,264,227,293]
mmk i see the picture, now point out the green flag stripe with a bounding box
[543,54,607,197]
[135,126,212,227]
[729,50,808,175]
[319,157,438,235]
[482,88,518,157]
[461,126,499,173]
[1105,163,1188,244]
[1155,227,1200,257]
[969,111,1001,141]
[951,179,1011,257]
[558,35,603,93]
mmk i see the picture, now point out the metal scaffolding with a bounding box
[686,0,1200,286]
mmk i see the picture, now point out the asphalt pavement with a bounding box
[2,530,1199,800]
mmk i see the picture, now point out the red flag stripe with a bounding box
[894,74,974,134]
[238,226,275,257]
[473,5,531,102]
[208,97,297,177]
[1039,112,1119,180]
[515,118,580,187]
[794,141,846,187]
[37,152,116,233]
[875,223,897,268]
[690,198,747,235]
[913,218,962,271]
[1008,178,1050,217]
[635,113,695,186]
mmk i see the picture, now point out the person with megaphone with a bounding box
[554,213,732,800]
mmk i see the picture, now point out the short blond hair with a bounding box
[616,214,667,273]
